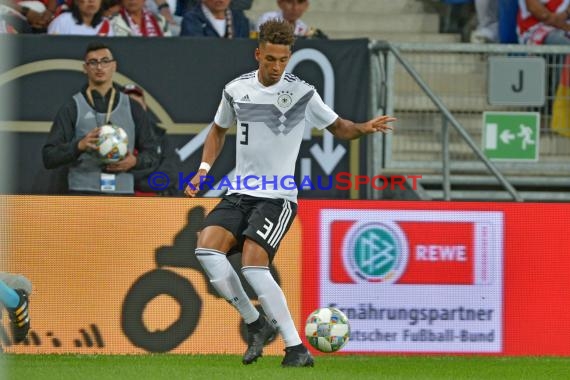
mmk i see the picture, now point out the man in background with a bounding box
[42,42,159,195]
[256,0,326,38]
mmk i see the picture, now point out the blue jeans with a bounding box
[545,30,570,45]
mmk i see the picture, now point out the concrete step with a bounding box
[391,113,570,157]
[419,174,570,201]
[395,71,485,95]
[381,159,570,176]
[391,113,488,135]
[399,52,484,70]
[247,0,446,41]
[385,159,570,174]
[330,32,461,43]
[249,0,426,15]
[393,95,498,112]
[378,171,570,201]
[424,190,570,201]
[300,13,440,33]
[419,174,570,186]
[391,130,570,160]
[389,53,491,111]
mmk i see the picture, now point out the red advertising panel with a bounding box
[2,197,570,356]
[298,201,570,356]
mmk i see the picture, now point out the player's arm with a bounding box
[184,123,228,197]
[326,115,396,140]
[200,123,227,168]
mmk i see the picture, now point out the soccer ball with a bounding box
[305,307,350,353]
[96,124,128,164]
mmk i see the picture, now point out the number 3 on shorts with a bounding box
[256,218,274,240]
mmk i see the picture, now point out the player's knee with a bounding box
[196,226,236,253]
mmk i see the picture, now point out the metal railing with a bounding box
[368,42,570,201]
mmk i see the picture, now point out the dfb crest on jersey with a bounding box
[277,91,293,108]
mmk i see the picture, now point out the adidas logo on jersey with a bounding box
[240,94,251,102]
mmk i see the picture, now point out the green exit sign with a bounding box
[482,112,540,162]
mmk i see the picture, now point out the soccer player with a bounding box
[0,273,32,344]
[185,19,395,367]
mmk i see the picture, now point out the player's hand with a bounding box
[367,115,396,134]
[77,127,100,152]
[184,169,208,197]
[106,151,137,172]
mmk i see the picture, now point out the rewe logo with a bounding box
[342,222,408,284]
[324,210,498,286]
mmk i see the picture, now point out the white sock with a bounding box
[196,248,259,324]
[242,266,302,347]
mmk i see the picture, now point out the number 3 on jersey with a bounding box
[240,123,249,145]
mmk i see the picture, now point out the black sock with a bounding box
[286,343,305,352]
[247,316,264,330]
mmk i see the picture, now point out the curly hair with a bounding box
[258,19,295,46]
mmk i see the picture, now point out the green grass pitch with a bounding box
[3,354,570,380]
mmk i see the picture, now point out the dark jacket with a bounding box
[175,0,253,17]
[42,83,160,193]
[180,3,250,38]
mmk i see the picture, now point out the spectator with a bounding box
[471,0,499,43]
[102,0,121,17]
[517,0,570,45]
[111,0,171,36]
[176,0,252,18]
[0,3,32,33]
[180,0,249,38]
[42,42,159,195]
[45,0,175,24]
[0,0,53,32]
[47,0,113,35]
[145,0,175,27]
[256,0,325,39]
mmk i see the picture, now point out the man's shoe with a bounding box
[242,316,277,364]
[7,289,30,343]
[281,345,314,367]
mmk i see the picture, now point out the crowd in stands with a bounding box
[1,0,568,45]
[0,0,329,39]
[441,0,570,46]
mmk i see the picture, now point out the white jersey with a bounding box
[214,70,338,202]
[47,12,113,36]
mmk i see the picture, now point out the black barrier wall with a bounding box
[0,36,370,198]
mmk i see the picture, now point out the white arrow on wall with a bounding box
[500,129,515,144]
[310,131,347,175]
[287,48,346,176]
